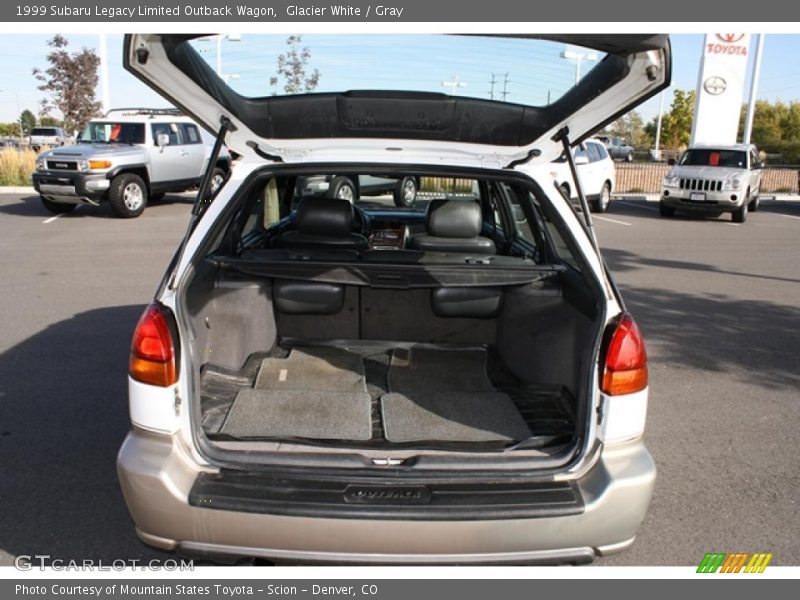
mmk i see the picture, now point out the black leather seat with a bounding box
[278,197,368,251]
[408,199,495,254]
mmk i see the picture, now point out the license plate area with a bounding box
[689,192,706,201]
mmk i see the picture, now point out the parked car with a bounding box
[547,138,616,212]
[29,126,68,151]
[298,174,421,207]
[597,135,635,162]
[660,144,762,223]
[31,109,231,218]
[117,33,669,565]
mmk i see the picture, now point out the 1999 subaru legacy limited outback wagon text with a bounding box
[117,33,669,565]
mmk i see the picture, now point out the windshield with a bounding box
[187,35,607,106]
[79,122,145,144]
[31,128,58,136]
[679,149,747,168]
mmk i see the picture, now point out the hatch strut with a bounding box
[555,127,601,255]
[193,116,235,218]
[167,116,235,290]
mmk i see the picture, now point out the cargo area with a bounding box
[176,167,605,462]
[185,268,597,455]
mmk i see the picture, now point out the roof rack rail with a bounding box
[104,107,184,117]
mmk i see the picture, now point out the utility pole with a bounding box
[488,73,498,100]
[743,34,765,145]
[500,73,510,102]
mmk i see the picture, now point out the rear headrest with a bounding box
[426,199,482,238]
[296,197,354,236]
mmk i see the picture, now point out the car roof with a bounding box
[687,143,756,151]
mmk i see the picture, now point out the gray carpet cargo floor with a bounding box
[254,347,366,393]
[381,391,532,443]
[221,388,372,440]
[381,348,532,443]
[220,348,372,440]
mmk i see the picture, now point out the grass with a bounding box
[0,147,39,186]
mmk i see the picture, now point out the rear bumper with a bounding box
[661,188,745,210]
[117,429,655,564]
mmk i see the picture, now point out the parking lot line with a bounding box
[615,200,659,212]
[594,215,632,226]
[42,213,67,224]
[771,212,800,221]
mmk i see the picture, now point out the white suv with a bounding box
[660,144,763,223]
[116,34,669,565]
[547,138,616,213]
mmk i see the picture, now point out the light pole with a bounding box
[0,89,23,145]
[654,89,666,161]
[743,34,765,145]
[199,34,242,80]
[560,47,598,85]
[442,75,466,96]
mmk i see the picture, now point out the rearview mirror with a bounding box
[667,158,676,166]
[156,133,170,148]
[574,155,590,166]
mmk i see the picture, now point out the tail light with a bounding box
[601,313,648,396]
[129,303,177,387]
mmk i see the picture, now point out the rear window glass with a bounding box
[293,175,478,212]
[187,35,607,107]
[679,149,747,168]
[31,128,58,136]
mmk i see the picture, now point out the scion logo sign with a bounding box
[704,76,727,96]
[344,485,432,504]
[708,33,748,55]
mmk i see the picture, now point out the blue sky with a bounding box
[1,33,799,127]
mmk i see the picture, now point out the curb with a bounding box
[0,186,36,194]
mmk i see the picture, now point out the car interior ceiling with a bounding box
[182,171,602,454]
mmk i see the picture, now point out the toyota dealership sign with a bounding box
[691,33,751,145]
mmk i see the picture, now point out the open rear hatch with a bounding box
[123,34,670,168]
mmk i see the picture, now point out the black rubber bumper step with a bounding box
[189,470,584,520]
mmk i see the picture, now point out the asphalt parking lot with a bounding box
[0,192,798,566]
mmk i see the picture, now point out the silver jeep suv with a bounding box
[660,144,763,223]
[32,108,231,218]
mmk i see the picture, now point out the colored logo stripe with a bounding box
[697,553,726,573]
[745,553,773,573]
[697,552,773,573]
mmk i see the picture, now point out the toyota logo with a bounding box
[704,76,727,96]
[716,33,745,44]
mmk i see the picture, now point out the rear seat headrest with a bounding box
[296,197,354,236]
[426,199,482,238]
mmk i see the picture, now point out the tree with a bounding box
[607,110,649,148]
[646,89,696,150]
[32,35,102,134]
[19,109,36,135]
[269,35,320,95]
[39,115,63,127]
